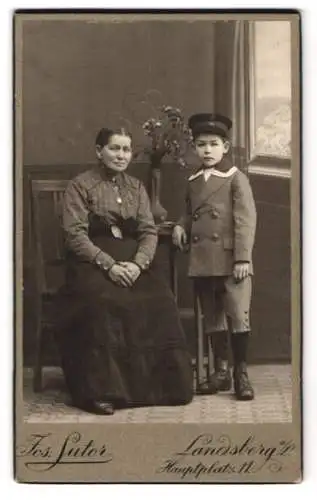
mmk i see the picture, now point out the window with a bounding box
[248,21,291,168]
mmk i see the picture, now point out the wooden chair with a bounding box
[30,179,69,392]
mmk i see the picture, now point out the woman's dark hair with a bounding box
[95,127,132,147]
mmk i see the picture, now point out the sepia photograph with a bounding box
[14,11,301,483]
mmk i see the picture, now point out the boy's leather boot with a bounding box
[208,331,232,392]
[231,332,254,401]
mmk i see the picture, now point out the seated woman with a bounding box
[55,126,194,415]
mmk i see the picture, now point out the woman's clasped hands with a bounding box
[108,261,141,287]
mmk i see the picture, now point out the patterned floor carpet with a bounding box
[23,365,292,424]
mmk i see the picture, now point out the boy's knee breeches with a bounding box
[194,275,252,333]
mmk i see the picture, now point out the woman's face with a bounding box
[96,134,132,173]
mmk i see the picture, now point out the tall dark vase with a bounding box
[149,166,168,224]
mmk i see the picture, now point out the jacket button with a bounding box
[193,213,199,221]
[192,235,199,243]
[211,210,219,219]
[211,233,219,241]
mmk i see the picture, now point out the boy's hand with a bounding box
[172,225,187,251]
[233,262,249,281]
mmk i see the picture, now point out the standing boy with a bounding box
[172,114,257,400]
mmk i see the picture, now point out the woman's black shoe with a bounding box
[76,400,115,415]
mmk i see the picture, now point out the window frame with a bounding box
[245,21,291,178]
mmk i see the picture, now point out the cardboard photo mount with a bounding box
[14,10,302,484]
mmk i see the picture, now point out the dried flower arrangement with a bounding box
[141,105,192,169]
[136,104,192,224]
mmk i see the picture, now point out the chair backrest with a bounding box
[30,179,69,295]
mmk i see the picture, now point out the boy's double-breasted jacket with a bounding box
[178,158,257,277]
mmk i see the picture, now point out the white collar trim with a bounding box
[188,165,238,181]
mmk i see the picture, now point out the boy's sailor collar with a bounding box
[188,165,238,181]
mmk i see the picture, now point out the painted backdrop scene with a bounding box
[21,15,292,423]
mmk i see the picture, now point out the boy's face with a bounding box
[194,133,230,167]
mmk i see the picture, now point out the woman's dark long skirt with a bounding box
[55,236,194,408]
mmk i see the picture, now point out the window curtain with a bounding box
[231,20,248,172]
[214,20,248,173]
